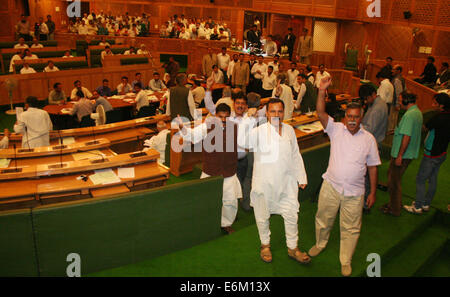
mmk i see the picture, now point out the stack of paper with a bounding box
[72,150,106,161]
[117,167,135,179]
[61,108,73,114]
[295,121,324,133]
[110,95,124,99]
[89,169,121,185]
[62,137,75,145]
[0,158,11,168]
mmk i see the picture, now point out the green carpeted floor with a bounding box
[87,155,450,277]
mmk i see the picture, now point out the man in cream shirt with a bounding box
[144,121,170,164]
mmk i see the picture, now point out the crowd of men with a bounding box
[16,14,55,41]
[198,47,332,120]
[69,11,151,37]
[159,15,231,41]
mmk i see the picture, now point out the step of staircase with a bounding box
[381,223,449,277]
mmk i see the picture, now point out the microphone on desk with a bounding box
[13,143,18,172]
[58,130,64,168]
[86,124,100,146]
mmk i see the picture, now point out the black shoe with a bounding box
[363,208,371,214]
[221,226,235,235]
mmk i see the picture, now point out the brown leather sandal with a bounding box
[288,247,311,264]
[260,244,272,263]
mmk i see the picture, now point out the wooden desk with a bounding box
[0,138,110,159]
[0,149,159,181]
[0,160,169,207]
[102,54,154,67]
[13,56,86,72]
[1,47,71,55]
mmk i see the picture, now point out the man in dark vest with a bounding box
[294,73,317,113]
[177,103,241,234]
[165,73,196,121]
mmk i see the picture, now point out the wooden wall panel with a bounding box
[435,31,450,57]
[411,0,438,26]
[376,25,411,60]
[390,0,411,22]
[437,0,450,27]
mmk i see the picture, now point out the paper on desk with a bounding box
[61,108,73,114]
[111,95,124,99]
[62,137,75,145]
[90,168,121,185]
[295,121,324,133]
[0,158,11,168]
[72,150,105,161]
[117,167,135,179]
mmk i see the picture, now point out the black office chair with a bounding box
[136,104,157,118]
[80,115,95,127]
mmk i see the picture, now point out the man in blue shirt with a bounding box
[96,79,113,97]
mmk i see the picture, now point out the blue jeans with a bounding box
[415,154,447,209]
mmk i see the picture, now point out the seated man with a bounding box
[43,60,59,72]
[132,72,144,91]
[434,62,449,90]
[96,79,113,97]
[70,90,95,126]
[100,46,113,62]
[92,90,113,112]
[191,80,206,108]
[137,44,150,55]
[71,80,92,100]
[414,56,438,86]
[30,37,44,48]
[124,46,136,55]
[0,129,10,149]
[9,50,23,73]
[14,96,53,148]
[134,82,151,117]
[14,38,29,49]
[20,62,36,74]
[62,50,74,58]
[117,76,133,95]
[48,82,66,105]
[143,120,170,164]
[148,72,167,92]
[23,49,38,60]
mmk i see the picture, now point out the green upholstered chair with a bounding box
[344,49,359,73]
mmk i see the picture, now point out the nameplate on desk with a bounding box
[18,148,34,153]
[48,163,68,169]
[85,140,101,146]
[52,145,67,150]
[129,152,146,158]
[90,158,109,164]
[1,168,23,174]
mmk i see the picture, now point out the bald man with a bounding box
[143,120,171,164]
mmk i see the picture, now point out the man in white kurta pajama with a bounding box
[177,104,242,234]
[239,98,311,263]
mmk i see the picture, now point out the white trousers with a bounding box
[200,172,242,227]
[314,180,364,266]
[253,196,299,250]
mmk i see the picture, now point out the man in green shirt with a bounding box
[381,91,423,216]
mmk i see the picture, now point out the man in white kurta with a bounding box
[238,98,310,263]
[14,96,53,148]
[0,129,9,149]
[272,75,294,120]
[177,104,242,234]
